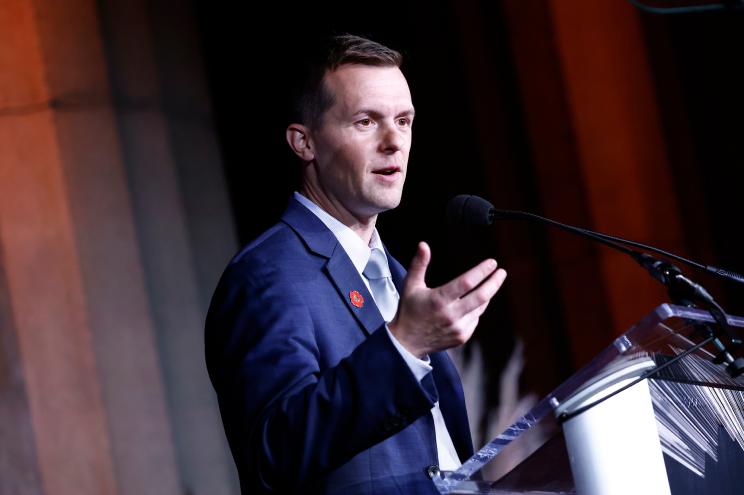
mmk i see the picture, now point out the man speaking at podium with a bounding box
[205,34,507,494]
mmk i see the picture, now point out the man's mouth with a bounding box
[372,166,401,176]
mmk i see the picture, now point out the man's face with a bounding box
[305,65,414,221]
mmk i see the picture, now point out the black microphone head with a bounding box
[446,195,495,226]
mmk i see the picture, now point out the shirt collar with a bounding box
[294,192,385,275]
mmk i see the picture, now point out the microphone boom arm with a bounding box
[448,195,744,377]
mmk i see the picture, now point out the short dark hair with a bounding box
[290,34,403,129]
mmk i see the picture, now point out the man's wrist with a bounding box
[387,319,427,359]
[385,325,431,381]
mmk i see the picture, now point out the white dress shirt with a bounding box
[294,192,462,470]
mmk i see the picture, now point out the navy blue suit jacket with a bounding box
[205,199,473,494]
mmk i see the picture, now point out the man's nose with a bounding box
[378,124,405,154]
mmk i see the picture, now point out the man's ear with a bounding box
[286,123,315,161]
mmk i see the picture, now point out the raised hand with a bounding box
[388,242,507,358]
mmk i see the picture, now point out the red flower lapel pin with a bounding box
[349,290,364,308]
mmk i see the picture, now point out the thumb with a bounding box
[405,242,431,289]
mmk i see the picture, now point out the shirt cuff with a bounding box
[385,325,432,382]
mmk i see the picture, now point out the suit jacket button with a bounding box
[426,464,440,479]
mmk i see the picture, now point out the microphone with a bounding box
[445,194,495,226]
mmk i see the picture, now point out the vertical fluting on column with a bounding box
[0,0,234,492]
[0,1,118,493]
[97,0,238,491]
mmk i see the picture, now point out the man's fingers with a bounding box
[404,242,432,289]
[451,268,507,316]
[437,258,499,301]
[472,300,490,318]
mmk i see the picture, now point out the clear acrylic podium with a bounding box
[433,304,744,494]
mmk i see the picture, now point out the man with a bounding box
[205,34,507,494]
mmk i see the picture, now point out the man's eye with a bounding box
[397,118,410,126]
[357,118,372,126]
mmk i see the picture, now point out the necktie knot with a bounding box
[363,248,391,280]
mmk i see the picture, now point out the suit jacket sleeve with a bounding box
[205,259,439,492]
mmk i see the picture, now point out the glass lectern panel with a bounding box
[433,304,744,494]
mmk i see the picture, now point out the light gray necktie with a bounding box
[363,248,400,322]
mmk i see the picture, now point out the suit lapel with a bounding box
[281,199,337,258]
[282,198,385,336]
[326,247,385,336]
